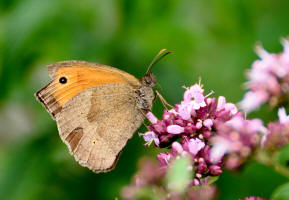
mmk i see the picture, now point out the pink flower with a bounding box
[139,131,160,146]
[210,116,263,168]
[278,107,289,124]
[157,153,172,167]
[196,121,202,129]
[203,119,213,128]
[167,125,184,134]
[263,108,289,150]
[172,142,183,155]
[226,116,245,130]
[146,112,158,124]
[140,82,239,183]
[217,96,238,115]
[183,138,205,155]
[209,165,222,176]
[183,83,204,102]
[178,101,194,120]
[241,197,268,200]
[217,96,226,110]
[241,38,289,112]
[239,91,268,113]
[121,158,166,200]
[183,83,206,110]
[192,96,206,110]
[210,137,235,163]
[263,122,289,150]
[255,45,278,73]
[224,103,238,115]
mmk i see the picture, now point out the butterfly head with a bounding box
[141,72,156,88]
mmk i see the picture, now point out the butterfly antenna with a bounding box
[146,49,173,75]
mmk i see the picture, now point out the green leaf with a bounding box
[208,176,219,184]
[134,186,163,200]
[276,144,289,167]
[272,182,289,200]
[166,156,192,194]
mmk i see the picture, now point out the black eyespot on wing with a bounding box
[59,77,67,84]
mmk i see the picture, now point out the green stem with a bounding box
[255,150,289,179]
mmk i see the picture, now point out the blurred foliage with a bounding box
[166,156,192,194]
[277,145,289,167]
[0,0,289,199]
[272,182,289,200]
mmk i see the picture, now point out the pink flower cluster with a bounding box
[121,158,166,200]
[241,197,269,200]
[210,116,265,169]
[121,158,217,200]
[140,83,240,184]
[131,158,165,187]
[263,107,289,150]
[240,38,289,112]
[132,38,289,199]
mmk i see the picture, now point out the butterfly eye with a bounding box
[145,77,152,85]
[59,77,67,84]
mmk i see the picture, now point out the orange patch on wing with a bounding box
[51,66,138,106]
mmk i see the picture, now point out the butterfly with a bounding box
[35,49,172,173]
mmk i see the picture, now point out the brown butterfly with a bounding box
[35,49,171,173]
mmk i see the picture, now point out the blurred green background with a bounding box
[1,0,289,199]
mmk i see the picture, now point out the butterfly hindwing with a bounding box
[55,83,144,172]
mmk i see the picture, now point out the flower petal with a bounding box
[139,131,159,146]
[187,138,205,155]
[224,103,238,115]
[196,121,202,129]
[157,153,171,166]
[193,92,205,104]
[278,107,289,124]
[172,141,183,155]
[146,112,158,124]
[184,88,193,102]
[203,119,213,128]
[239,91,268,113]
[154,138,160,146]
[217,96,226,111]
[178,101,194,120]
[167,125,184,134]
[210,142,227,163]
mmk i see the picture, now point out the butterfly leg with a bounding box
[138,109,150,129]
[155,90,173,110]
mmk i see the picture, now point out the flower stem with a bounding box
[255,150,289,179]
